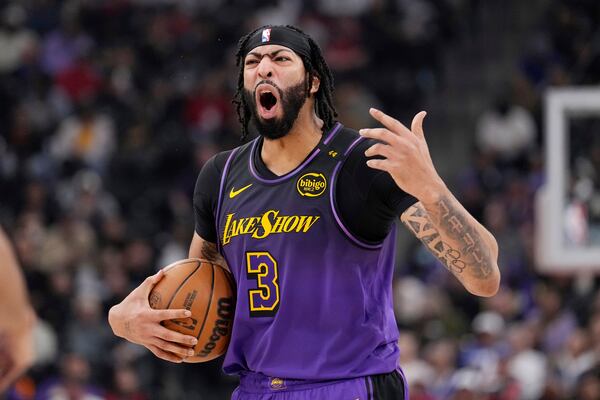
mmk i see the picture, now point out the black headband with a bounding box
[242,26,312,60]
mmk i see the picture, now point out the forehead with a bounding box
[245,44,299,58]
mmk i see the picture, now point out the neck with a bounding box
[260,103,324,176]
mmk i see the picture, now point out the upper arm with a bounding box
[189,233,229,271]
[193,151,232,243]
[336,137,417,242]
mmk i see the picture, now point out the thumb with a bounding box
[142,269,164,298]
[411,111,427,138]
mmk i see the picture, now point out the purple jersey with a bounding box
[215,124,400,380]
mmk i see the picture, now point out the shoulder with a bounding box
[199,139,254,176]
[337,127,378,173]
[194,149,235,198]
[337,125,417,213]
[205,149,236,175]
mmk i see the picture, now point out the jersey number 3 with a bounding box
[246,251,280,317]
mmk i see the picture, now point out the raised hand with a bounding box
[108,270,198,363]
[359,108,446,204]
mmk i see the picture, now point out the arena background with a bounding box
[1,0,600,399]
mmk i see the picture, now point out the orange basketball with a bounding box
[148,258,235,363]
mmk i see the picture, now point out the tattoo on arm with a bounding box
[401,200,492,279]
[199,241,224,264]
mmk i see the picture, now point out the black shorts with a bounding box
[366,369,408,400]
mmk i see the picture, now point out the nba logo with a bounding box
[262,28,271,43]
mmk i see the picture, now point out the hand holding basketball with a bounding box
[148,259,234,363]
[108,269,198,363]
[360,108,447,204]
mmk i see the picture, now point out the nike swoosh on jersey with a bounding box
[229,184,253,198]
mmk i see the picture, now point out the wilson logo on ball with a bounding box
[296,172,327,197]
[199,296,234,357]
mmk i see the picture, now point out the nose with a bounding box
[256,57,273,79]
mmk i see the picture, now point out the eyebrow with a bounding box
[246,49,293,59]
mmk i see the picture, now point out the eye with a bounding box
[245,59,258,66]
[275,56,290,62]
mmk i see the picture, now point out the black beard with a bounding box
[244,79,308,140]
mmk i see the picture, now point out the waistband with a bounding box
[237,372,359,393]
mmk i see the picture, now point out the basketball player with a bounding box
[0,228,36,393]
[109,25,500,399]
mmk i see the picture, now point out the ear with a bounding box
[310,74,320,95]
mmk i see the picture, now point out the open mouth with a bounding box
[255,84,280,119]
[260,91,277,111]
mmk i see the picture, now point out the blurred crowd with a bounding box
[1,0,599,399]
[395,0,600,399]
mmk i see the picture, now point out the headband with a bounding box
[242,26,312,60]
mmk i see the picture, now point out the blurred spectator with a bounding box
[335,82,381,130]
[65,295,113,369]
[40,4,93,77]
[448,367,482,400]
[398,331,434,398]
[555,328,597,395]
[424,339,457,399]
[38,214,96,273]
[506,322,547,400]
[575,367,600,400]
[459,311,507,392]
[475,95,536,165]
[106,365,147,400]
[36,353,103,400]
[528,282,577,355]
[49,101,115,173]
[0,4,38,74]
[54,56,102,104]
[184,74,231,142]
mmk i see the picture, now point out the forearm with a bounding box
[0,229,35,326]
[401,189,500,297]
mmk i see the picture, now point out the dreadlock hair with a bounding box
[232,25,338,141]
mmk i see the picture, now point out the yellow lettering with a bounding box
[253,210,277,239]
[222,213,236,245]
[272,216,287,233]
[283,216,299,232]
[243,217,259,234]
[234,218,247,236]
[223,210,320,245]
[297,216,320,232]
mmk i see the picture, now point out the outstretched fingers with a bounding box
[368,108,412,136]
[410,111,427,138]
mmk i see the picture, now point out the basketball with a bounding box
[148,258,235,363]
